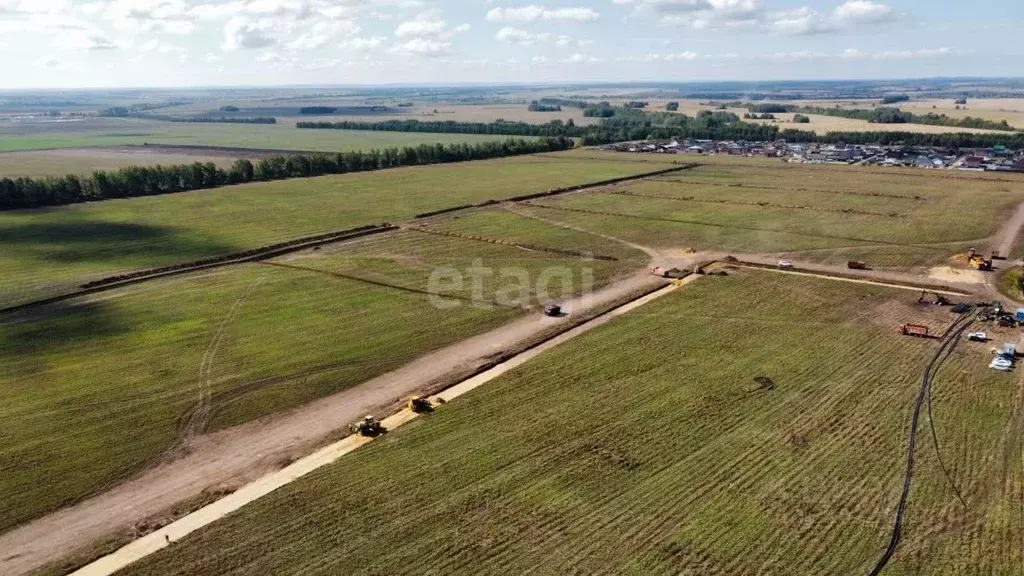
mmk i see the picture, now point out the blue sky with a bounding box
[0,1,1020,88]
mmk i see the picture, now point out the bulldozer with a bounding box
[969,256,993,271]
[352,415,385,437]
[407,396,433,413]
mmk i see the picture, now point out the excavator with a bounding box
[917,290,950,306]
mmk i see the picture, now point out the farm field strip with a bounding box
[66,278,694,576]
[610,189,904,218]
[0,155,678,309]
[0,119,527,154]
[108,270,1024,575]
[0,218,636,534]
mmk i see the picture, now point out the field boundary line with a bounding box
[411,163,701,219]
[403,225,620,261]
[3,163,700,316]
[729,261,972,295]
[523,202,948,251]
[66,276,699,576]
[608,190,904,218]
[647,178,928,201]
[0,225,399,316]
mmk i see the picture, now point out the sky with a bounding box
[0,0,1021,89]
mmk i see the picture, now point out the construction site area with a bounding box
[3,151,1024,576]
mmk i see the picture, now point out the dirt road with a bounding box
[69,278,699,576]
[0,271,667,576]
[995,200,1024,259]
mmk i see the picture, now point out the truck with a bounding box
[898,323,929,337]
[847,261,868,270]
[778,260,793,270]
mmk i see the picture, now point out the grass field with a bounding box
[0,220,645,533]
[519,159,1024,269]
[116,270,1024,575]
[0,148,247,178]
[0,118,527,153]
[0,153,679,308]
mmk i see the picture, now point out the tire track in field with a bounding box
[868,307,976,576]
[177,277,264,446]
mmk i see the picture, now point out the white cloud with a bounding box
[532,55,547,62]
[495,27,589,47]
[33,55,66,69]
[840,46,956,60]
[833,0,894,24]
[618,0,898,35]
[222,17,278,50]
[562,52,599,63]
[390,11,468,57]
[486,5,599,23]
[98,0,197,35]
[394,16,446,37]
[340,36,387,50]
[288,19,360,50]
[390,37,450,56]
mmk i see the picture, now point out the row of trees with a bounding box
[138,115,277,124]
[780,128,1024,148]
[797,106,1016,131]
[537,97,588,108]
[665,102,679,111]
[744,113,775,120]
[298,118,588,137]
[747,103,1016,131]
[880,94,911,104]
[0,137,574,211]
[527,101,562,112]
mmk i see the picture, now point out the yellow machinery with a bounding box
[970,256,993,271]
[407,396,433,413]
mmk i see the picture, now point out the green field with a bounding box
[118,271,1024,574]
[0,118,524,153]
[0,153,679,308]
[520,161,1024,269]
[0,149,246,178]
[0,220,645,533]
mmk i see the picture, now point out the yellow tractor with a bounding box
[407,396,433,413]
[352,415,385,437]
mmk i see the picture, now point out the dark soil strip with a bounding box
[525,203,948,252]
[404,226,619,261]
[609,190,904,218]
[868,308,976,576]
[0,225,399,316]
[413,163,701,218]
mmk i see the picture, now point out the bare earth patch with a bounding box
[928,266,987,285]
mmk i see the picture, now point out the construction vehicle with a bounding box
[847,261,868,270]
[352,415,384,437]
[917,290,950,305]
[969,255,993,271]
[407,396,433,413]
[650,266,687,279]
[544,304,562,317]
[898,324,930,337]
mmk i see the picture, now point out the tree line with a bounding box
[528,101,562,112]
[747,103,1016,131]
[137,115,277,124]
[298,118,588,137]
[0,137,574,211]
